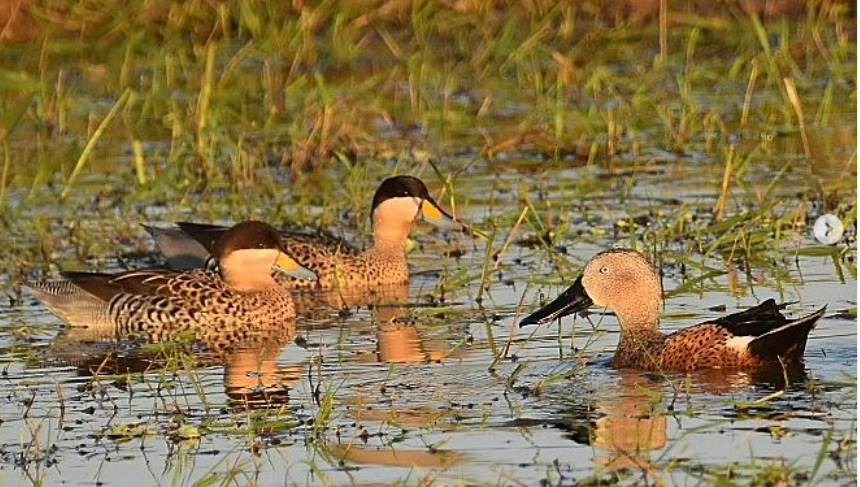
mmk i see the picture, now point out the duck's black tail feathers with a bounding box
[747,306,826,362]
[713,298,790,336]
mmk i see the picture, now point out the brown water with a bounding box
[0,144,856,486]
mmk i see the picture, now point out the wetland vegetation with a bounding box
[0,1,856,485]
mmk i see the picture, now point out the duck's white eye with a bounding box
[599,266,610,274]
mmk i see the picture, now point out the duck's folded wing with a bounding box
[706,299,826,362]
[174,222,226,250]
[176,222,362,256]
[143,223,215,269]
[62,270,179,301]
[280,231,362,256]
[708,298,790,336]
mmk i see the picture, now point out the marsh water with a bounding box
[0,141,856,486]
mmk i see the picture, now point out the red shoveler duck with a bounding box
[520,249,826,371]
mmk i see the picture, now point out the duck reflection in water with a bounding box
[46,316,303,410]
[294,282,458,365]
[591,372,668,472]
[575,364,809,473]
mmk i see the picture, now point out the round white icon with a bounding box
[813,214,844,245]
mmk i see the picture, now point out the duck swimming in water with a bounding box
[145,176,457,289]
[28,221,316,336]
[520,249,826,371]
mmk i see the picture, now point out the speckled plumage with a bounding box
[29,221,306,339]
[146,176,454,289]
[108,269,296,340]
[270,233,410,289]
[522,249,826,372]
[30,269,297,336]
[611,325,754,370]
[157,223,412,289]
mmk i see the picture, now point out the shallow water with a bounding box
[0,148,856,486]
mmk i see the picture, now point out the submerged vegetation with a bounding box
[0,1,855,486]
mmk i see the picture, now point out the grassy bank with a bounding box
[0,0,854,195]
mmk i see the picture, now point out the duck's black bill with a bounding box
[519,276,592,327]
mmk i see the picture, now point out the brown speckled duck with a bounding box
[28,221,317,336]
[144,176,457,289]
[520,249,826,371]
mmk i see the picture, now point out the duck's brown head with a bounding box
[521,249,663,330]
[216,221,316,292]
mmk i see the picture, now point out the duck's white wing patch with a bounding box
[725,335,755,352]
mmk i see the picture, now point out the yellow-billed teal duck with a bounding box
[520,249,826,371]
[144,176,457,289]
[28,221,317,335]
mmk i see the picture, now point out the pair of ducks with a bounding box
[31,176,451,335]
[30,176,826,373]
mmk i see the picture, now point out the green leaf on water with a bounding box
[173,424,202,441]
[105,422,151,442]
[796,245,843,257]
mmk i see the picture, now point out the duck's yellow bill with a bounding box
[273,252,317,281]
[421,200,456,228]
[422,202,444,221]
